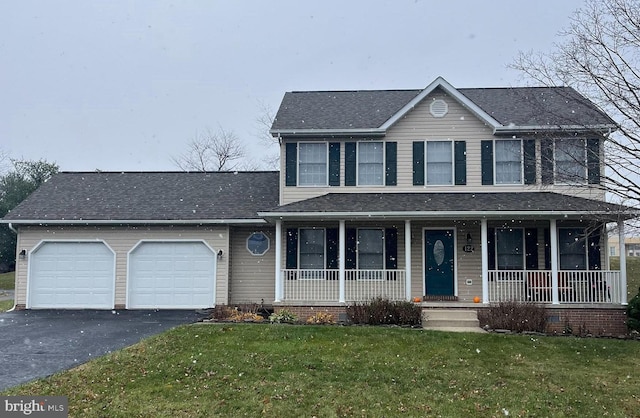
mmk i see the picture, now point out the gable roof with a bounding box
[259,192,636,222]
[270,77,616,136]
[1,171,280,224]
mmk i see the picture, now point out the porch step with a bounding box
[422,309,485,333]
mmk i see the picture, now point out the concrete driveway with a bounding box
[0,310,205,391]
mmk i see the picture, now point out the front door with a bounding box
[424,229,455,296]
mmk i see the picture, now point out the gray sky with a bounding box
[1,0,585,172]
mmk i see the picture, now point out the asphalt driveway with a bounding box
[0,310,205,391]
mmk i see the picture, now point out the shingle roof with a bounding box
[271,85,615,132]
[2,171,280,223]
[260,192,634,220]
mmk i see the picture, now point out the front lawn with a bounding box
[0,300,13,312]
[0,271,15,289]
[4,324,640,417]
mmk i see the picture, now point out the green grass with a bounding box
[610,256,640,300]
[0,271,15,289]
[4,324,640,417]
[0,300,13,312]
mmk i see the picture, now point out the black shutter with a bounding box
[454,141,467,185]
[285,228,298,269]
[412,141,425,186]
[345,228,357,270]
[326,228,338,269]
[541,139,554,185]
[588,226,602,270]
[523,139,536,185]
[285,143,297,186]
[543,228,551,270]
[587,138,600,185]
[487,227,496,271]
[385,227,398,269]
[385,142,397,186]
[481,140,494,185]
[345,142,356,186]
[329,142,340,186]
[525,228,538,270]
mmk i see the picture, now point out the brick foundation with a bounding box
[543,307,627,336]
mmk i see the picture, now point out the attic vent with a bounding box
[430,99,448,118]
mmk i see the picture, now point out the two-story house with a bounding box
[2,77,636,334]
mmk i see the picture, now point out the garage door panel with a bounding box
[29,242,115,309]
[128,242,216,309]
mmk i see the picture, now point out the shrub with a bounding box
[306,312,335,325]
[478,301,547,333]
[209,304,266,322]
[269,309,298,324]
[346,297,421,326]
[627,287,640,332]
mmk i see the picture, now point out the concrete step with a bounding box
[422,309,484,333]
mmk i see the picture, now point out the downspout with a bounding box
[6,223,18,312]
[8,223,18,234]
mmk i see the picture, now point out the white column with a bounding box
[274,220,282,302]
[339,220,346,303]
[550,219,559,305]
[405,220,412,301]
[481,219,489,304]
[619,220,628,305]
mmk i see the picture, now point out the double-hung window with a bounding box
[426,141,453,185]
[298,143,328,186]
[357,142,384,185]
[558,228,587,270]
[494,140,522,184]
[495,228,524,270]
[298,228,325,269]
[555,139,586,184]
[357,229,384,269]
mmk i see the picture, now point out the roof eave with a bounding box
[493,124,617,135]
[269,128,386,138]
[1,218,268,226]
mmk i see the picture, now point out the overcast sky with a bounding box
[1,0,585,172]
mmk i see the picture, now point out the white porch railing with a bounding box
[281,269,406,303]
[488,270,623,304]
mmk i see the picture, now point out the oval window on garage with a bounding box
[247,232,270,256]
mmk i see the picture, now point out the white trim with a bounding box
[274,220,283,302]
[550,220,559,305]
[356,141,385,187]
[422,227,457,297]
[405,220,412,301]
[297,141,329,187]
[619,221,628,305]
[27,239,116,309]
[481,220,489,303]
[270,128,386,137]
[0,219,266,225]
[494,124,616,134]
[493,138,524,186]
[339,220,346,303]
[424,139,455,186]
[126,239,217,309]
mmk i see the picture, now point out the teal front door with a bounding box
[425,229,455,296]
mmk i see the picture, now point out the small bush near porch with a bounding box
[478,301,547,333]
[5,324,640,417]
[346,297,421,326]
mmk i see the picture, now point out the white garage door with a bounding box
[128,241,216,309]
[29,242,115,309]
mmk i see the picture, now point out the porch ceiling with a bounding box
[259,192,638,222]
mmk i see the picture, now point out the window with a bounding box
[299,228,325,269]
[426,141,453,185]
[495,140,522,184]
[495,228,524,270]
[357,142,384,185]
[246,232,270,256]
[555,139,586,183]
[357,229,384,269]
[298,143,327,186]
[559,228,587,270]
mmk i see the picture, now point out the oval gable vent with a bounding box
[430,99,448,118]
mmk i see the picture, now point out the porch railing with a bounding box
[281,269,406,302]
[487,270,622,304]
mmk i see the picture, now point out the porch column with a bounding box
[619,220,628,304]
[274,220,283,302]
[405,220,412,301]
[550,219,559,305]
[481,219,489,304]
[339,219,346,303]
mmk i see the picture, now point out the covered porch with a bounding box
[258,192,636,307]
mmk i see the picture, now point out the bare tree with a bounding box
[173,127,246,172]
[254,100,280,170]
[511,0,640,205]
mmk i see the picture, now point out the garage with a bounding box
[127,241,216,309]
[29,241,115,309]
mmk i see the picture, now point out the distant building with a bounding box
[608,236,640,257]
